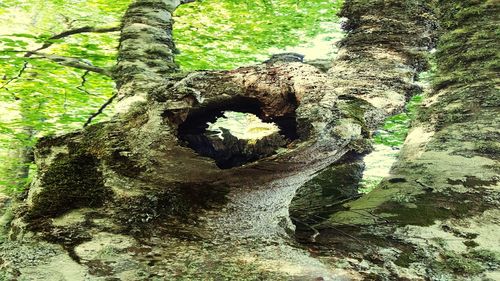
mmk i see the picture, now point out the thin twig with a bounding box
[25,25,120,57]
[84,93,117,127]
[76,70,94,95]
[0,61,29,100]
[29,52,111,76]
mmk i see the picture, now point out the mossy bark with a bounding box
[326,0,498,228]
[9,0,436,242]
[1,0,471,279]
[315,1,499,279]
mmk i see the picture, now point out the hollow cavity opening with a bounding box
[177,97,298,169]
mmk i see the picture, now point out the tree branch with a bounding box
[29,52,111,76]
[84,93,117,127]
[76,70,94,95]
[0,61,29,100]
[25,25,120,57]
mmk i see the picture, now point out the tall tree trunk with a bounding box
[311,1,499,279]
[113,0,182,110]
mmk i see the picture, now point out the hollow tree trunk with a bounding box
[313,1,499,279]
[8,0,436,240]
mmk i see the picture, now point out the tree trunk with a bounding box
[309,1,500,279]
[10,0,435,239]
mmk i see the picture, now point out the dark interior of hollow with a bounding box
[177,96,298,169]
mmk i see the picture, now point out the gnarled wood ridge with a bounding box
[2,0,498,280]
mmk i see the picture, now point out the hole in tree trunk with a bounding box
[177,97,298,169]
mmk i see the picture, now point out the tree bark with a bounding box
[309,1,499,279]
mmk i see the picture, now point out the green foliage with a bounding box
[175,0,343,70]
[359,93,426,194]
[373,95,423,147]
[0,0,127,192]
[358,177,384,194]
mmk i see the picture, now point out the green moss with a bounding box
[439,251,484,275]
[468,249,500,270]
[290,154,365,223]
[447,176,498,188]
[434,0,498,92]
[378,201,452,226]
[36,132,80,157]
[339,0,437,72]
[114,181,229,235]
[434,248,499,276]
[463,240,479,248]
[420,79,497,130]
[83,122,145,178]
[474,141,500,158]
[27,153,111,219]
[82,123,109,157]
[376,190,492,226]
[127,1,171,12]
[145,46,173,58]
[347,138,373,154]
[394,251,416,267]
[336,96,373,136]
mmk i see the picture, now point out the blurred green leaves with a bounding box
[373,95,424,147]
[175,0,342,70]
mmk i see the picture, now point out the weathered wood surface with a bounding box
[303,1,500,280]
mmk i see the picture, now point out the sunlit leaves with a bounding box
[175,0,343,70]
[373,95,423,147]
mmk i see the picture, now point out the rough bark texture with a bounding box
[113,0,184,112]
[306,1,500,280]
